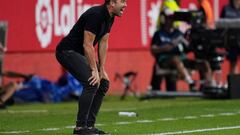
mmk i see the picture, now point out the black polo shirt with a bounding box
[151,29,183,56]
[58,4,115,55]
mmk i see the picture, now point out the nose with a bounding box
[124,2,127,7]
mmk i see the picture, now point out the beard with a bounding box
[113,8,124,17]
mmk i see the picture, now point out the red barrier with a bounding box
[0,0,228,52]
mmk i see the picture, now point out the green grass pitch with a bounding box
[1,96,240,135]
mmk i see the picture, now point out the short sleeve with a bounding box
[84,13,103,34]
[107,17,115,33]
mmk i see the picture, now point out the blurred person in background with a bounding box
[197,0,215,29]
[195,0,224,88]
[150,8,196,92]
[55,0,127,134]
[0,71,83,109]
[220,0,240,75]
[148,0,180,92]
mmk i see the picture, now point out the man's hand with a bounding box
[164,45,175,51]
[88,70,100,86]
[99,69,109,81]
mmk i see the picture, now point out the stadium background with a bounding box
[0,0,230,94]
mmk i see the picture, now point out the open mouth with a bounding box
[120,8,125,12]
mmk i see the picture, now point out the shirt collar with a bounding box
[103,4,112,20]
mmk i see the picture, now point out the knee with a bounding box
[83,82,99,94]
[171,56,181,65]
[98,79,110,96]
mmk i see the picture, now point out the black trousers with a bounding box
[150,63,176,91]
[55,47,109,127]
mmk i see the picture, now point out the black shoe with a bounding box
[88,127,110,135]
[73,127,98,135]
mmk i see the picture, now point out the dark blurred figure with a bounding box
[195,0,224,88]
[150,9,197,92]
[148,0,181,92]
[220,0,240,75]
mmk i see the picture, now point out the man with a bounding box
[148,0,180,92]
[55,0,127,134]
[221,0,240,74]
[151,9,196,91]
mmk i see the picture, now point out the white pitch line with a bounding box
[0,130,30,134]
[200,114,215,118]
[1,111,240,134]
[40,128,60,131]
[64,123,106,129]
[183,116,198,119]
[101,106,161,112]
[136,120,154,123]
[116,121,133,125]
[95,123,105,127]
[65,125,75,129]
[219,112,236,116]
[157,118,178,121]
[101,107,137,112]
[150,125,240,135]
[0,110,48,114]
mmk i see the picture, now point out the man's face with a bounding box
[112,0,127,17]
[165,16,174,28]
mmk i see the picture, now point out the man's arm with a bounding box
[98,33,109,80]
[151,43,175,55]
[83,30,99,85]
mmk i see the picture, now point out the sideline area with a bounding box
[1,96,240,135]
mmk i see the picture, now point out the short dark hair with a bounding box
[105,0,110,5]
[104,0,116,5]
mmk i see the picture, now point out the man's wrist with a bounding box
[91,68,98,71]
[99,67,105,71]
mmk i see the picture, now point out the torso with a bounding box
[57,4,114,55]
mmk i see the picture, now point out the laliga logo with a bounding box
[35,0,53,48]
[148,0,161,37]
[35,0,93,48]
